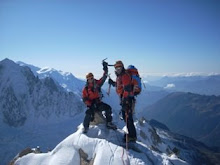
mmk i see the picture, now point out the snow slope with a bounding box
[14,122,188,165]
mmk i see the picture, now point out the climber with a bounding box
[82,61,116,133]
[108,60,137,142]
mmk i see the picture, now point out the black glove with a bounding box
[108,78,115,86]
[122,97,132,106]
[102,61,108,72]
[103,66,108,72]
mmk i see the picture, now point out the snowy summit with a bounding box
[14,121,188,165]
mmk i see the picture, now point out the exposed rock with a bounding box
[79,148,95,165]
[9,147,41,165]
[90,111,106,125]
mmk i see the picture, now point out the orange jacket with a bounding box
[82,72,107,106]
[116,70,137,99]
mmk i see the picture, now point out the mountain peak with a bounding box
[13,123,189,165]
[0,58,26,79]
[13,119,218,165]
[37,67,72,77]
[0,58,16,66]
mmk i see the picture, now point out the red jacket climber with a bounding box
[108,60,137,142]
[82,61,116,133]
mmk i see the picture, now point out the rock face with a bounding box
[0,58,85,165]
[90,111,106,126]
[9,147,42,165]
[142,92,220,148]
[0,58,84,127]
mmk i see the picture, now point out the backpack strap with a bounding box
[125,70,132,83]
[124,70,134,95]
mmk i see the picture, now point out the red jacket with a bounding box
[116,70,137,99]
[82,72,107,106]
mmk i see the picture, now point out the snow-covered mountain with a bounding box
[0,59,85,165]
[2,58,219,165]
[13,119,219,165]
[0,59,84,126]
[17,61,85,96]
[17,61,172,112]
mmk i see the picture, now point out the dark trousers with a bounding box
[122,100,137,139]
[83,102,112,129]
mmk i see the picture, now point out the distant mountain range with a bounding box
[144,74,220,96]
[142,92,220,148]
[17,61,85,96]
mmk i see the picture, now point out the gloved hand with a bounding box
[108,78,115,86]
[102,61,108,72]
[122,97,129,105]
[122,97,132,106]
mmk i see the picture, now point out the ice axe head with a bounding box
[102,58,108,67]
[102,58,114,66]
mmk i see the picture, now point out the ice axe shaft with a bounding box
[107,84,111,96]
[107,74,111,96]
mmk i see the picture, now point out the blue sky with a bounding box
[0,0,219,78]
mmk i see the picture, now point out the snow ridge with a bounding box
[15,121,188,165]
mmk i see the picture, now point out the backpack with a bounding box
[126,65,142,95]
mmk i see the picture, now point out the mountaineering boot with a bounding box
[83,127,89,133]
[106,122,117,130]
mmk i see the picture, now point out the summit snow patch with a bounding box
[14,122,189,165]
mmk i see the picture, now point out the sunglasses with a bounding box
[87,77,94,80]
[115,67,122,71]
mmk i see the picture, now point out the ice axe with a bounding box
[107,74,111,96]
[102,58,114,67]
